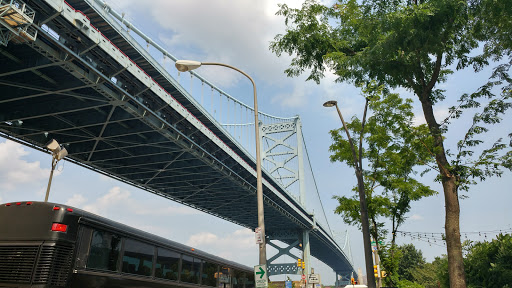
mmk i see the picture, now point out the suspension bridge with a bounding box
[0,0,356,283]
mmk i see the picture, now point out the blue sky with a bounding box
[1,0,511,284]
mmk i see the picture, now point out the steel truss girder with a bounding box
[24,32,258,224]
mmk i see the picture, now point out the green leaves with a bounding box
[270,1,335,83]
[330,88,436,286]
[464,234,512,287]
[272,2,511,286]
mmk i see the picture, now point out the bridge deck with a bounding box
[0,0,353,274]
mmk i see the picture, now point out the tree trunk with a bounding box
[443,175,466,288]
[419,94,467,288]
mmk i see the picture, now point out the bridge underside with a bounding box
[0,0,354,275]
[0,32,272,228]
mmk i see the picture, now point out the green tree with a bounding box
[464,234,512,287]
[408,254,450,288]
[270,1,512,287]
[330,88,436,286]
[397,244,425,282]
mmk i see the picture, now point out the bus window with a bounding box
[233,270,245,288]
[87,229,121,271]
[246,271,255,288]
[181,254,200,284]
[202,261,218,287]
[122,238,154,276]
[155,247,180,281]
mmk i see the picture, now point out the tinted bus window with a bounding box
[246,272,255,288]
[155,247,180,281]
[202,261,218,287]
[233,270,245,288]
[87,229,121,271]
[122,239,154,276]
[181,254,200,284]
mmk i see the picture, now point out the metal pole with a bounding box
[201,63,267,266]
[373,247,382,288]
[44,156,57,202]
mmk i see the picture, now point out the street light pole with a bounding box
[44,139,68,203]
[175,60,267,266]
[44,157,58,202]
[323,100,376,288]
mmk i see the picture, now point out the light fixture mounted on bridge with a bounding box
[45,139,68,160]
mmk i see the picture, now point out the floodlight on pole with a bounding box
[323,100,376,288]
[44,139,67,202]
[175,60,267,267]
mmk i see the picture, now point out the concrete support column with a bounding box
[302,230,311,275]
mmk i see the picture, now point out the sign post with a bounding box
[254,265,268,288]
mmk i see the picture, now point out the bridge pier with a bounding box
[335,270,353,286]
[266,229,313,277]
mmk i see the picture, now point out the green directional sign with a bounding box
[256,267,265,279]
[254,265,268,288]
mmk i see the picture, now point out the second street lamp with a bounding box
[175,60,267,267]
[323,100,376,288]
[44,139,68,203]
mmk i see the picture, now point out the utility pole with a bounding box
[373,244,382,288]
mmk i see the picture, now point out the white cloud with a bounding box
[0,140,49,190]
[83,186,131,214]
[106,0,306,87]
[410,214,424,221]
[136,205,198,216]
[81,186,199,217]
[187,232,219,246]
[272,81,308,108]
[65,194,87,207]
[186,229,255,261]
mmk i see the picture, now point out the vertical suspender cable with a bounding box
[219,92,222,123]
[201,81,204,106]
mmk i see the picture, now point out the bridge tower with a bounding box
[259,116,313,277]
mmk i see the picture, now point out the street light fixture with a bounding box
[323,100,377,288]
[175,60,267,267]
[44,139,68,202]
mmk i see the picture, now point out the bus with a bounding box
[0,201,255,288]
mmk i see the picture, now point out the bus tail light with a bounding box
[51,223,67,232]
